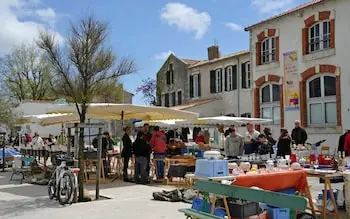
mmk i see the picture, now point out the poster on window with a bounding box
[283,51,299,111]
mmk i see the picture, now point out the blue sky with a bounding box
[1,0,309,104]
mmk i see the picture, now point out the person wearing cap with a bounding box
[243,123,260,154]
[291,120,308,145]
[224,127,244,159]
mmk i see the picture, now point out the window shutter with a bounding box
[165,93,169,107]
[224,67,228,91]
[210,70,216,93]
[302,28,309,55]
[166,71,170,84]
[198,74,201,97]
[233,65,237,90]
[256,42,261,65]
[330,19,335,49]
[172,92,176,106]
[219,69,223,92]
[241,63,246,89]
[189,75,194,98]
[171,70,174,84]
[275,37,280,62]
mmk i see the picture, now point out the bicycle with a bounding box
[48,154,79,205]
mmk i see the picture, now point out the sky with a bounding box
[0,0,310,104]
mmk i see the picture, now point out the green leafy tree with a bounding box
[37,15,136,201]
[0,44,54,101]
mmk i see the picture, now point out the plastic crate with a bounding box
[195,159,229,178]
[214,208,227,217]
[228,200,260,218]
[191,197,211,213]
[267,206,290,219]
[278,188,296,195]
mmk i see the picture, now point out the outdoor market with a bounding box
[0,102,349,219]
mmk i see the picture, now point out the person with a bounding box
[243,123,260,154]
[47,133,57,147]
[344,130,350,157]
[263,127,276,146]
[121,126,133,181]
[338,130,349,155]
[32,132,43,147]
[224,127,244,159]
[24,133,32,145]
[224,125,235,138]
[92,131,114,177]
[255,134,273,155]
[291,120,308,145]
[133,132,151,184]
[150,126,167,179]
[277,128,292,158]
[140,123,152,176]
[195,131,205,144]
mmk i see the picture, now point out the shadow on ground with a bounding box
[0,197,62,218]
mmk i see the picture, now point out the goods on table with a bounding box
[203,150,221,160]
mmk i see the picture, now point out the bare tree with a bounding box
[0,44,53,101]
[136,77,156,105]
[37,15,136,201]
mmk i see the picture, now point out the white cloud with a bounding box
[153,50,175,60]
[226,22,243,32]
[160,3,211,39]
[252,0,295,14]
[36,8,56,25]
[0,0,63,55]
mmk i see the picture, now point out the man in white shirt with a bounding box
[32,132,44,147]
[243,123,260,154]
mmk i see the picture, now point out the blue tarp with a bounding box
[0,148,20,160]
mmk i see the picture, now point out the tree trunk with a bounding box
[78,106,86,202]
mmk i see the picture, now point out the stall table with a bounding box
[164,156,196,185]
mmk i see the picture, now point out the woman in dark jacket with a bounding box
[264,127,277,146]
[121,126,132,181]
[277,128,292,158]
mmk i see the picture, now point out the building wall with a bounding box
[157,55,189,106]
[249,0,350,150]
[182,99,225,118]
[188,53,253,117]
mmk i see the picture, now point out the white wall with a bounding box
[249,0,350,151]
[188,52,253,117]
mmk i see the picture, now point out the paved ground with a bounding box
[0,170,348,219]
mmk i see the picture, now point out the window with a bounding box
[216,69,222,93]
[164,93,169,107]
[261,37,276,64]
[242,62,251,89]
[225,66,237,91]
[177,91,182,105]
[171,92,176,106]
[261,84,280,125]
[166,63,174,85]
[190,74,201,98]
[309,21,331,53]
[307,75,336,125]
[210,69,222,93]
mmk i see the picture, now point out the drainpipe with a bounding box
[236,57,240,117]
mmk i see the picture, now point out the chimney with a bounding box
[207,45,220,60]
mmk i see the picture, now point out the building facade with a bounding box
[187,46,252,117]
[156,46,253,118]
[246,0,349,146]
[156,54,200,107]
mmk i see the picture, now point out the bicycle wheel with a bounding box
[57,172,74,205]
[48,174,56,200]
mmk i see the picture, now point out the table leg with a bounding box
[210,194,216,214]
[223,197,231,219]
[322,180,327,219]
[326,179,339,219]
[305,182,316,215]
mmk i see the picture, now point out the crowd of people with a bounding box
[224,120,308,159]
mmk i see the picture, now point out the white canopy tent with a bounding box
[175,116,272,126]
[134,120,182,128]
